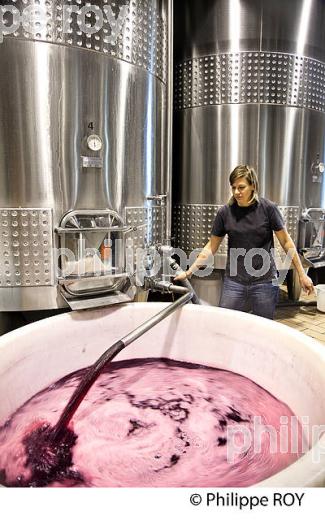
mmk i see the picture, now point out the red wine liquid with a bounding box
[0,358,305,487]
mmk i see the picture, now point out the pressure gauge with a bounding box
[87,134,102,152]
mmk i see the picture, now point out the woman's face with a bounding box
[231,177,254,206]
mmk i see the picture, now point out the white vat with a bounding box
[0,303,324,486]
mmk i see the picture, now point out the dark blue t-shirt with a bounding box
[211,198,285,284]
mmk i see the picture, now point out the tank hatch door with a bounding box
[299,208,325,269]
[56,210,136,309]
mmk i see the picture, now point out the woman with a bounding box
[175,165,314,320]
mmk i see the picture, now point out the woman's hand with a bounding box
[299,273,315,295]
[174,271,192,282]
[173,237,221,283]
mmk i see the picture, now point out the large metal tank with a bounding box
[173,0,325,290]
[0,0,170,311]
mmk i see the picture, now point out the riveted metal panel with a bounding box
[274,206,300,261]
[0,209,54,287]
[175,52,325,112]
[125,205,166,250]
[2,0,167,83]
[173,204,227,254]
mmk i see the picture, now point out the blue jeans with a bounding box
[219,277,279,320]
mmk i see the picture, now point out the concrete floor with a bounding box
[275,289,325,346]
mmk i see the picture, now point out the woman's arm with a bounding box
[275,228,314,295]
[174,235,224,281]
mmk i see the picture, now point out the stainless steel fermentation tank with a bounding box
[0,0,171,311]
[173,0,325,299]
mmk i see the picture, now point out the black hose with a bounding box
[166,256,201,305]
[178,277,201,305]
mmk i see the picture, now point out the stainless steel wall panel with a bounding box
[0,0,169,310]
[3,0,167,82]
[175,0,325,63]
[0,286,66,311]
[0,39,166,217]
[261,0,325,61]
[174,0,263,62]
[258,106,325,209]
[174,94,325,209]
[173,104,261,205]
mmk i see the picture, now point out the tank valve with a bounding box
[311,154,324,183]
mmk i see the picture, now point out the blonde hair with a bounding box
[228,165,259,205]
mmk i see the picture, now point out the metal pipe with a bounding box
[122,290,192,346]
[166,254,201,305]
[177,278,201,305]
[165,0,174,245]
[152,280,189,294]
[302,208,325,220]
[52,281,193,441]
